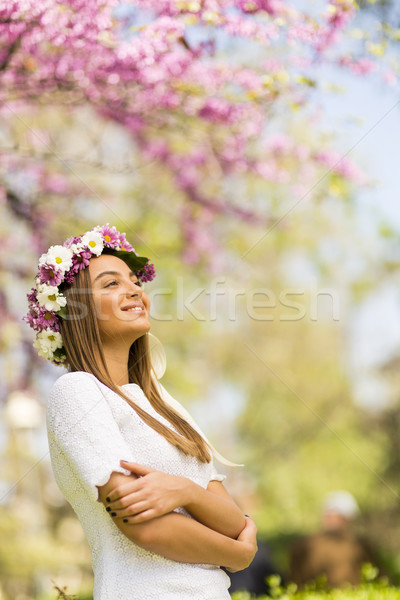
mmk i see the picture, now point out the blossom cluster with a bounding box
[23,224,156,366]
[1,0,393,258]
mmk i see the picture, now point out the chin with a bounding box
[129,321,151,339]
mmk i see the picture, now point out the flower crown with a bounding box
[24,224,156,366]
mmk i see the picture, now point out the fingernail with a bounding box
[106,497,111,503]
[245,514,250,517]
[120,459,129,463]
[123,519,128,523]
[106,507,111,512]
[111,512,117,517]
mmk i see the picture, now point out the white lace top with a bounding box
[46,371,232,600]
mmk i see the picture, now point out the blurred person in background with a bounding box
[289,490,378,588]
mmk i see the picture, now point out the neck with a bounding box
[101,343,131,387]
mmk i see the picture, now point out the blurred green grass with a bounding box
[35,582,400,600]
[34,574,400,600]
[232,590,400,600]
[232,588,400,600]
[230,567,400,600]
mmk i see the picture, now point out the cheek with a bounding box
[143,293,150,310]
[93,290,119,321]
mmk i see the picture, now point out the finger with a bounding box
[107,500,151,519]
[106,478,144,503]
[244,515,257,529]
[245,517,257,534]
[120,460,155,475]
[121,508,159,524]
[107,490,145,510]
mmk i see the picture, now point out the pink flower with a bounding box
[98,224,121,248]
[339,56,377,76]
[199,97,236,124]
[118,233,134,252]
[38,264,64,286]
[64,236,82,248]
[70,249,93,273]
[23,303,60,332]
[236,0,284,16]
[35,307,60,331]
[23,312,36,330]
[266,133,292,154]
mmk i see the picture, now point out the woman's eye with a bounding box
[104,279,143,288]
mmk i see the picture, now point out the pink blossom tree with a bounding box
[0,0,396,390]
[0,0,389,230]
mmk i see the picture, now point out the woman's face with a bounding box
[89,254,151,346]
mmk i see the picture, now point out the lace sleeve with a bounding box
[46,372,136,503]
[209,463,227,483]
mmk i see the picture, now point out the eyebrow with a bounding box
[93,270,139,283]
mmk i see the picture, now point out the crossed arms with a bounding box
[97,460,257,572]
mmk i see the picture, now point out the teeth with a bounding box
[127,306,143,312]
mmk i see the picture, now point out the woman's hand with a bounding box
[105,460,193,524]
[225,517,258,573]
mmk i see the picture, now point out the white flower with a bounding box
[81,231,104,256]
[33,341,54,361]
[39,245,73,273]
[69,242,85,253]
[33,329,63,358]
[36,284,67,312]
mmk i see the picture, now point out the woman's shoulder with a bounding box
[51,370,99,390]
[48,371,106,406]
[46,372,117,432]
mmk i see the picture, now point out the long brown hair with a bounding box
[59,267,211,463]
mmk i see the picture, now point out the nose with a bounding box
[127,281,143,297]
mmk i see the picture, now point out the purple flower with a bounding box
[27,288,38,303]
[23,302,60,333]
[64,235,83,248]
[38,264,64,286]
[63,270,76,285]
[23,312,36,329]
[70,249,92,273]
[98,224,121,248]
[118,232,134,252]
[36,307,60,331]
[137,262,156,282]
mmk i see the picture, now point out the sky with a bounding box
[321,64,400,408]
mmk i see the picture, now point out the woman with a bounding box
[25,225,257,600]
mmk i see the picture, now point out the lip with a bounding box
[121,302,146,314]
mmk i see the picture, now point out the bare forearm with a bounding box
[122,511,250,570]
[100,467,246,541]
[184,482,245,539]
